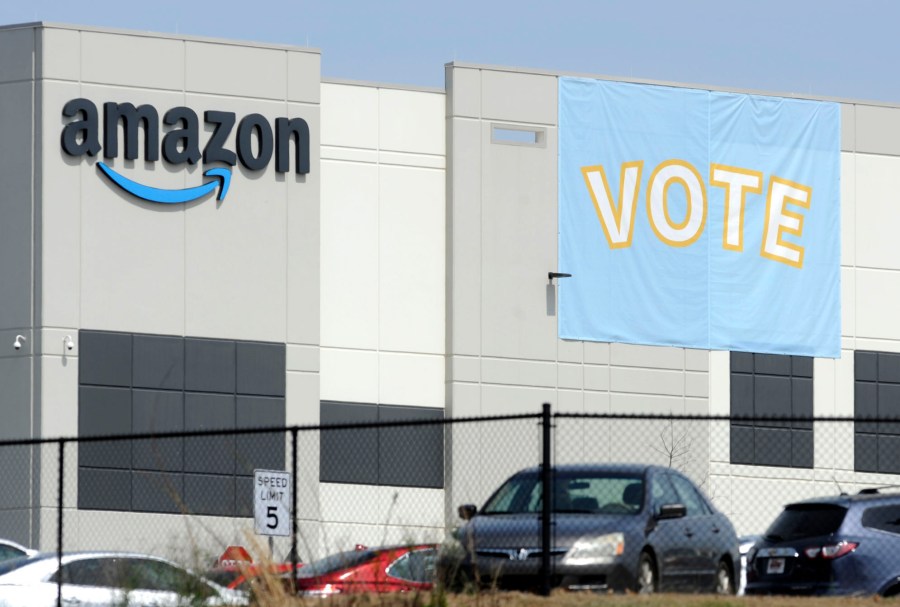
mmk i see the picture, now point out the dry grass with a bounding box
[244,591,900,607]
[245,580,900,607]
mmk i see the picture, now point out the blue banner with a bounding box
[558,78,841,357]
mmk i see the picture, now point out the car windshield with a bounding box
[297,549,375,578]
[764,503,848,542]
[481,471,644,515]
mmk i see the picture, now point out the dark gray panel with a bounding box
[755,427,792,467]
[879,353,900,384]
[791,357,813,378]
[378,405,444,488]
[791,378,813,429]
[236,342,285,397]
[730,351,753,374]
[791,430,814,468]
[855,433,878,472]
[236,396,285,476]
[184,393,235,474]
[856,382,879,434]
[879,435,900,475]
[185,338,235,393]
[79,330,132,387]
[183,474,235,516]
[78,386,132,469]
[236,476,254,517]
[78,468,132,511]
[754,375,792,427]
[730,426,754,464]
[133,334,184,390]
[133,471,183,513]
[730,374,754,420]
[319,401,378,485]
[856,351,877,382]
[754,354,792,377]
[132,390,183,472]
[879,384,900,436]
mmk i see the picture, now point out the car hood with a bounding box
[459,513,644,550]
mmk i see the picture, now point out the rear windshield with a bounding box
[298,549,375,578]
[765,504,847,542]
[481,471,644,515]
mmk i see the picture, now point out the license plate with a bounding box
[766,557,785,574]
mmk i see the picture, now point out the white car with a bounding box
[0,551,247,607]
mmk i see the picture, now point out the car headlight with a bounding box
[562,532,625,566]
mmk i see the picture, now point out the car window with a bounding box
[668,474,708,517]
[386,548,436,583]
[765,504,847,541]
[862,504,900,534]
[651,472,680,509]
[481,472,644,514]
[122,558,216,598]
[298,549,375,578]
[0,545,25,561]
[56,558,120,587]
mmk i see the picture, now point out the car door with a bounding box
[668,473,719,590]
[647,471,695,591]
[55,557,128,607]
[120,557,221,606]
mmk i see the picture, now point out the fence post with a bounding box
[290,427,298,594]
[57,439,65,607]
[540,403,552,596]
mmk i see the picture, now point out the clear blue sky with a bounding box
[2,0,898,103]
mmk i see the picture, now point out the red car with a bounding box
[295,544,437,595]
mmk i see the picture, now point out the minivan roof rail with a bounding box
[858,485,900,495]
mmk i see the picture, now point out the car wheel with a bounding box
[637,552,657,594]
[715,559,735,595]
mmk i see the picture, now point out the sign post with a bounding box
[254,469,292,537]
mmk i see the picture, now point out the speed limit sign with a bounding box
[254,469,292,537]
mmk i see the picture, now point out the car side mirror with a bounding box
[458,504,477,520]
[657,503,687,520]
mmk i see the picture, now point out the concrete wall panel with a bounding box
[182,97,289,342]
[855,153,900,270]
[319,160,379,350]
[481,70,557,125]
[856,105,900,156]
[0,26,34,84]
[480,121,558,360]
[41,82,82,328]
[379,352,444,408]
[81,31,184,90]
[320,83,378,149]
[447,118,482,356]
[185,41,290,100]
[0,81,33,331]
[379,165,444,354]
[38,27,79,81]
[379,88,445,155]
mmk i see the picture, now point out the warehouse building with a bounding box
[0,21,895,559]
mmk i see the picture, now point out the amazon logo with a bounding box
[61,99,310,204]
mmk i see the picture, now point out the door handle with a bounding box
[712,526,720,534]
[684,528,694,538]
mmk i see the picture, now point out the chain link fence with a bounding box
[0,406,896,599]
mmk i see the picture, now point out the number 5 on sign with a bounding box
[254,469,292,537]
